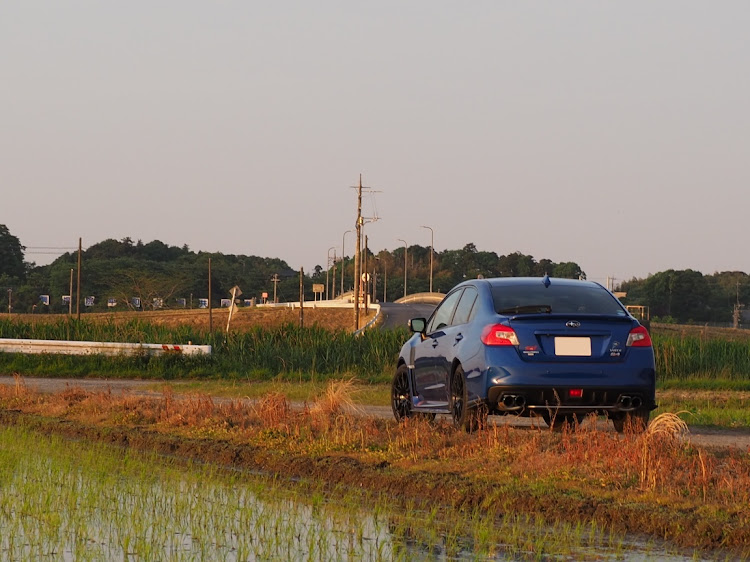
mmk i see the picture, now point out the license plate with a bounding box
[555,337,591,356]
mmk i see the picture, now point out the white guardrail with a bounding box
[0,339,211,357]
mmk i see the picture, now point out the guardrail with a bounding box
[0,338,211,357]
[394,292,445,304]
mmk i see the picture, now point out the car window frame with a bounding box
[451,286,478,326]
[426,288,464,334]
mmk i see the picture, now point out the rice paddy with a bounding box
[0,425,718,561]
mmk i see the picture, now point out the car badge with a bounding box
[566,321,581,328]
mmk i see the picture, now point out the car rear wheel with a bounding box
[611,409,650,433]
[450,366,486,431]
[391,365,413,421]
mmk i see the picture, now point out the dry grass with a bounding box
[10,307,377,333]
[639,412,691,490]
[252,392,291,427]
[309,378,361,417]
[2,377,750,552]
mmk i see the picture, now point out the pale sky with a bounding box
[2,2,748,286]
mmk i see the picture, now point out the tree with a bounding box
[0,224,26,279]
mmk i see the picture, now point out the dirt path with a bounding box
[2,376,749,451]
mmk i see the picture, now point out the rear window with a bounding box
[491,283,627,316]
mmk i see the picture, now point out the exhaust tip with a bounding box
[500,394,525,410]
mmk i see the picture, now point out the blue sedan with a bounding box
[392,276,656,431]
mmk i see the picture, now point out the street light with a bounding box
[341,230,352,297]
[397,238,407,299]
[326,246,336,300]
[421,225,434,293]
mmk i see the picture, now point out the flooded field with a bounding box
[0,426,727,561]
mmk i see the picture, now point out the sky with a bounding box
[2,2,748,287]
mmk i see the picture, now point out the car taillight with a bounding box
[626,325,652,347]
[481,324,520,346]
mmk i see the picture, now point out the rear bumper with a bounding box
[487,385,656,416]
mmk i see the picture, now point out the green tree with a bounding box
[0,224,26,279]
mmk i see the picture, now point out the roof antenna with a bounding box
[542,274,551,288]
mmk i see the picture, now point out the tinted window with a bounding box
[491,283,626,315]
[427,289,463,332]
[452,287,478,326]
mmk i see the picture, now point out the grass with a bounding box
[150,381,750,429]
[657,388,750,428]
[0,423,692,560]
[4,314,750,385]
[0,317,406,382]
[1,379,749,557]
[4,313,750,428]
[150,379,392,407]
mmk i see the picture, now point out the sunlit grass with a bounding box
[656,388,750,428]
[0,317,406,382]
[0,424,685,561]
[2,380,750,557]
[151,379,392,407]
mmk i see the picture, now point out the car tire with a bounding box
[391,364,414,421]
[450,366,485,431]
[611,408,650,433]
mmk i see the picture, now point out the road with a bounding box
[2,375,748,451]
[377,302,437,330]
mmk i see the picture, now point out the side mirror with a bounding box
[408,317,426,334]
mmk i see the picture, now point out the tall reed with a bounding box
[0,318,406,382]
[4,317,750,383]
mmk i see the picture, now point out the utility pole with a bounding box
[384,258,387,303]
[299,268,304,327]
[353,176,364,331]
[364,235,369,314]
[68,269,73,315]
[421,225,434,293]
[331,253,336,300]
[271,274,280,303]
[341,230,351,298]
[208,258,213,333]
[350,174,380,331]
[76,238,82,320]
[398,238,408,299]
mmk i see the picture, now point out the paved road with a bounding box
[377,302,437,330]
[2,375,748,450]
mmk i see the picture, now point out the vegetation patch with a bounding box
[1,378,749,558]
[0,316,397,382]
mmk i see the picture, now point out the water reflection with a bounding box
[0,428,720,561]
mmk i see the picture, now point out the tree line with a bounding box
[2,225,589,314]
[618,270,749,325]
[5,224,746,324]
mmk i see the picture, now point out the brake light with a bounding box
[626,325,652,347]
[481,324,520,346]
